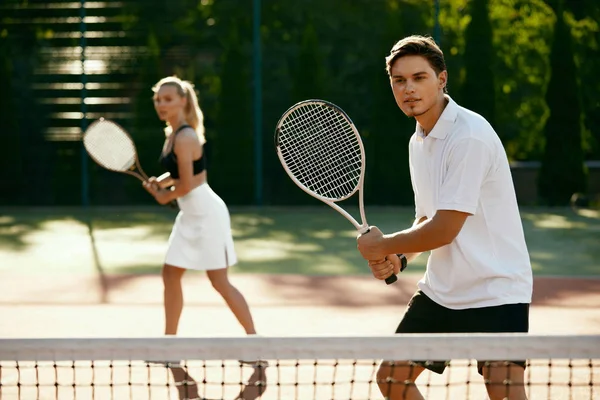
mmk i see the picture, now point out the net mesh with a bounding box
[83,119,137,172]
[276,102,363,201]
[1,334,599,400]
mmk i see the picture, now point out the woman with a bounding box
[143,76,257,338]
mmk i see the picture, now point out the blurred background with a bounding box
[0,0,599,208]
[1,6,599,392]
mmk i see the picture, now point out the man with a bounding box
[356,35,533,400]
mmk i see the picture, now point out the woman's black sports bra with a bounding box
[158,125,206,179]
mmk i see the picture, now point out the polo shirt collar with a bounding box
[416,95,459,140]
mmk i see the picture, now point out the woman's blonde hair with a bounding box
[152,76,206,144]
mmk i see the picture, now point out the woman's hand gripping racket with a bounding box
[82,118,177,208]
[275,99,398,285]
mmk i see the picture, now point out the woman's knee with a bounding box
[207,269,231,294]
[209,277,232,294]
[162,265,185,285]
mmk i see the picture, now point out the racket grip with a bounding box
[361,227,400,285]
[384,253,406,285]
[167,200,178,209]
[384,273,398,285]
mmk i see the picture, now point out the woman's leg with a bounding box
[162,264,187,335]
[206,267,256,334]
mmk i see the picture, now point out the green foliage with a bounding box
[210,16,255,205]
[489,0,555,158]
[538,9,587,205]
[290,22,326,102]
[566,6,600,159]
[461,0,496,128]
[361,1,428,206]
[0,4,53,205]
[1,0,599,206]
[0,29,21,204]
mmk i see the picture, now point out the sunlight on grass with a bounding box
[232,214,275,226]
[236,238,320,262]
[339,230,360,239]
[92,227,167,270]
[0,216,15,225]
[0,218,170,273]
[231,214,275,237]
[575,208,599,219]
[310,230,336,240]
[529,251,556,273]
[39,219,87,233]
[529,214,588,229]
[528,251,554,260]
[93,240,167,270]
[0,206,598,276]
[92,226,163,241]
[0,219,92,272]
[305,255,360,274]
[0,223,28,238]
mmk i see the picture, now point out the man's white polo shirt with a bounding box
[408,95,533,309]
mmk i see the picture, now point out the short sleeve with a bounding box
[437,138,493,215]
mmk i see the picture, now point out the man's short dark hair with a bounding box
[385,35,447,78]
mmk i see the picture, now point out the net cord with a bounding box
[2,334,599,362]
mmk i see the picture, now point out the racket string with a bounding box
[281,137,359,199]
[83,120,138,172]
[288,106,360,172]
[278,103,363,200]
[284,139,359,193]
[280,126,360,198]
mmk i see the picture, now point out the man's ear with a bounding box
[439,70,448,91]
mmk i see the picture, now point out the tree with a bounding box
[0,26,21,205]
[363,1,426,206]
[538,5,587,205]
[462,0,496,128]
[291,21,326,102]
[211,20,254,205]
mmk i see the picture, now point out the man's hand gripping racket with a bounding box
[275,99,400,285]
[82,118,177,208]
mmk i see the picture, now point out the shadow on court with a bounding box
[1,206,599,309]
[83,213,110,304]
[1,272,599,310]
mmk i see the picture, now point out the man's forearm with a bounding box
[382,215,451,255]
[404,252,421,263]
[400,216,427,262]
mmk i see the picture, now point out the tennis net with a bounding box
[0,333,599,400]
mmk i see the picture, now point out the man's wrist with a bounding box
[380,234,394,255]
[397,253,407,272]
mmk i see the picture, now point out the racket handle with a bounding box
[360,227,400,285]
[168,200,178,209]
[384,273,398,285]
[384,253,407,285]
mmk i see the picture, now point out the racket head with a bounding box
[83,118,144,178]
[274,99,366,203]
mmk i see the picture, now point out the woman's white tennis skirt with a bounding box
[164,183,237,270]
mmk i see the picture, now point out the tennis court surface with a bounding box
[1,272,599,399]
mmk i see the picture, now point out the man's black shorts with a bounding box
[395,290,530,375]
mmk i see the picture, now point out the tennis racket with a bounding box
[275,99,398,285]
[83,118,177,208]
